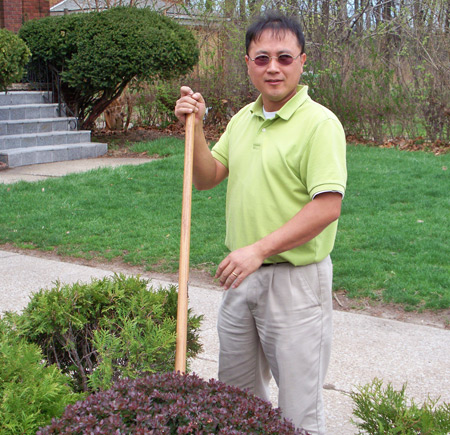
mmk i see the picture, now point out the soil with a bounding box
[95,127,450,157]
[3,126,449,329]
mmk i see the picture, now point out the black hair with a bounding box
[245,11,305,55]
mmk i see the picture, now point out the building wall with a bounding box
[0,0,50,32]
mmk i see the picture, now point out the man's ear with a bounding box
[245,55,251,73]
[300,53,307,67]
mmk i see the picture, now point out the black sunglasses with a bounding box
[248,53,302,67]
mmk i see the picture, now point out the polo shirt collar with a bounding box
[250,85,310,121]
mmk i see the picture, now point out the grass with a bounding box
[1,138,449,309]
[130,137,184,157]
[335,145,449,309]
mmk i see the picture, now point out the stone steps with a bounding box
[0,91,50,105]
[0,103,60,121]
[0,130,92,150]
[0,143,108,168]
[0,91,107,168]
[0,117,78,135]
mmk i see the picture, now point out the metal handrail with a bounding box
[47,64,79,130]
[24,60,79,130]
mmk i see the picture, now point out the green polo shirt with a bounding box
[211,85,347,266]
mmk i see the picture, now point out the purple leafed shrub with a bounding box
[38,371,309,434]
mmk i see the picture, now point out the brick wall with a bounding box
[0,0,50,33]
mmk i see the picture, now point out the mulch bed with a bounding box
[95,126,449,156]
[380,138,450,155]
[347,135,450,155]
[92,123,222,153]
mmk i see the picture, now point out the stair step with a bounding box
[0,117,78,135]
[0,143,108,168]
[0,130,91,150]
[0,92,108,168]
[0,104,59,121]
[0,91,49,106]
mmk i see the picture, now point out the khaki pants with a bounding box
[217,257,333,435]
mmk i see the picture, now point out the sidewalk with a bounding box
[0,157,152,184]
[1,158,449,434]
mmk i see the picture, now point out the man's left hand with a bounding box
[215,244,265,290]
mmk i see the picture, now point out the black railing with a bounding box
[24,60,79,130]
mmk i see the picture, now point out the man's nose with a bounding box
[266,57,280,70]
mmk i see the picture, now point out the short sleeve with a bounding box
[302,118,347,200]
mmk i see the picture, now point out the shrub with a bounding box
[6,274,202,393]
[0,28,31,92]
[350,378,450,434]
[133,80,181,129]
[0,322,82,435]
[38,372,309,434]
[19,7,199,128]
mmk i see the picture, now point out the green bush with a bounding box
[19,7,199,128]
[38,372,309,434]
[5,274,203,393]
[0,322,82,435]
[350,378,450,434]
[0,28,31,92]
[133,80,181,129]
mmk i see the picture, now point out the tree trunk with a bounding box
[81,83,128,130]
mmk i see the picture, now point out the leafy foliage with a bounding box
[0,321,82,435]
[133,80,181,129]
[5,274,203,392]
[0,28,31,92]
[350,378,450,434]
[38,372,309,434]
[19,7,199,128]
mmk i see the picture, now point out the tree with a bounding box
[19,7,199,129]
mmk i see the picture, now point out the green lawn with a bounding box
[1,138,449,310]
[334,145,449,309]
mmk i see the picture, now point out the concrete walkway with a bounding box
[1,158,449,434]
[0,157,152,184]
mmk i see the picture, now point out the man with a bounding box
[174,11,347,435]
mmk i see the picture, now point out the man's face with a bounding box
[245,29,306,112]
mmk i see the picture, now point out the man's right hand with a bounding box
[174,86,228,190]
[174,86,206,126]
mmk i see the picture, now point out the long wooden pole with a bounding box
[175,112,195,373]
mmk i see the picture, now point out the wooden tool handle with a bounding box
[175,112,195,373]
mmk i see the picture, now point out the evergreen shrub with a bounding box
[19,7,199,128]
[350,378,450,434]
[0,28,31,91]
[0,322,82,435]
[38,371,309,434]
[6,274,202,393]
